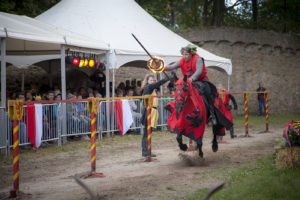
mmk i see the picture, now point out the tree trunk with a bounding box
[203,0,209,26]
[252,0,258,29]
[168,0,176,28]
[212,0,225,27]
[283,0,287,32]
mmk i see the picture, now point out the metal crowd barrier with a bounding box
[97,99,144,137]
[0,97,174,151]
[62,101,91,138]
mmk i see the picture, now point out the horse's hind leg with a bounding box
[196,140,203,158]
[176,133,188,151]
[212,125,220,152]
[230,126,236,138]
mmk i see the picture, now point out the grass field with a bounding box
[187,113,300,200]
[187,155,300,200]
[233,113,300,127]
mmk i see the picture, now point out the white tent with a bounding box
[36,0,232,75]
[0,11,109,108]
[0,11,109,68]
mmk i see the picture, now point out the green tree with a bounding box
[259,0,300,33]
[0,0,60,17]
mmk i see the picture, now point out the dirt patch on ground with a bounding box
[0,126,281,200]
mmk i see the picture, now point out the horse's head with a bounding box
[174,75,190,119]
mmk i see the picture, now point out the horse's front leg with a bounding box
[196,139,203,158]
[176,133,188,151]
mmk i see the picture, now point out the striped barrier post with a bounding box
[85,98,104,178]
[265,92,269,132]
[244,93,250,137]
[90,112,97,172]
[7,100,23,198]
[11,120,20,197]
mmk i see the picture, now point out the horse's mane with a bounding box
[175,77,205,109]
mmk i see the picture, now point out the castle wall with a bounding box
[179,27,300,114]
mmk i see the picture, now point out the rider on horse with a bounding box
[164,44,232,130]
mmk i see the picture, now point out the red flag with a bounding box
[115,100,133,135]
[27,104,43,148]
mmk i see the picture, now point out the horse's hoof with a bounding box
[212,142,218,152]
[179,144,188,151]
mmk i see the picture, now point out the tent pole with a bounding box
[49,60,53,89]
[159,73,164,130]
[60,45,66,100]
[227,75,231,91]
[1,38,6,108]
[105,52,110,137]
[0,38,7,156]
[111,68,115,137]
[21,71,25,92]
[112,68,115,98]
[60,45,67,145]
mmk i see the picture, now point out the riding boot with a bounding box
[198,90,216,125]
[209,106,217,125]
[141,127,148,157]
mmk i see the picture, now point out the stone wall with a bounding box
[179,27,300,114]
[5,27,299,114]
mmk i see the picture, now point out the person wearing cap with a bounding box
[164,44,217,125]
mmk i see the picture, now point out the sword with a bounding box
[131,33,170,79]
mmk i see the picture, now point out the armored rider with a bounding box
[164,44,231,129]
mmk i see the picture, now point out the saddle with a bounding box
[193,81,233,130]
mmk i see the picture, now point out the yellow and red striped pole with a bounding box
[7,100,23,198]
[85,98,104,178]
[244,93,249,137]
[90,112,97,172]
[265,92,269,132]
[11,119,20,197]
